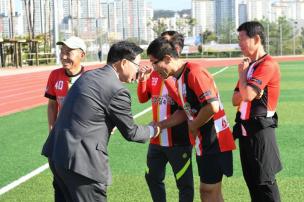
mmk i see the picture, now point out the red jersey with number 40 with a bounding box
[174,62,236,156]
[137,71,194,147]
[44,67,83,110]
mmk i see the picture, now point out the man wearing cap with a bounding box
[42,41,161,201]
[44,36,86,202]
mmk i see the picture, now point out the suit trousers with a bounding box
[49,160,107,202]
[53,176,66,202]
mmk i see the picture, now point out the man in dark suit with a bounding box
[42,41,160,202]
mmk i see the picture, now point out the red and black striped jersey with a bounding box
[137,71,193,147]
[44,67,84,110]
[234,54,280,120]
[174,62,236,156]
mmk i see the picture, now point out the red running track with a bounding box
[0,56,303,116]
[0,64,101,116]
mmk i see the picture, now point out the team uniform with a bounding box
[45,67,84,110]
[44,66,84,202]
[173,62,236,184]
[233,54,282,201]
[137,71,194,202]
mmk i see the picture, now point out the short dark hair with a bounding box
[237,21,266,47]
[147,37,179,60]
[160,30,184,54]
[107,41,143,64]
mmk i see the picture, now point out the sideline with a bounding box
[0,66,230,196]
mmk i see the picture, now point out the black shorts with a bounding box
[239,127,282,185]
[196,151,233,184]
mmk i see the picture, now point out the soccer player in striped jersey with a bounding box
[147,37,236,202]
[138,31,194,202]
[232,21,282,202]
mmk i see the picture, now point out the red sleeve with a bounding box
[44,71,56,100]
[188,69,218,104]
[137,77,151,103]
[247,61,277,93]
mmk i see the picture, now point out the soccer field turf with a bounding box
[0,61,303,201]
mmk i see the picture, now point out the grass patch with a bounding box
[0,61,303,201]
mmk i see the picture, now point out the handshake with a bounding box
[149,122,161,138]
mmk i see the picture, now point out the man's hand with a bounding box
[138,66,153,81]
[188,120,199,138]
[238,57,251,75]
[255,89,264,99]
[149,122,161,138]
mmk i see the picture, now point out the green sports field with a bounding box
[0,61,303,201]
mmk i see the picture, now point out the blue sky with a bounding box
[15,0,191,12]
[16,0,278,13]
[150,0,191,11]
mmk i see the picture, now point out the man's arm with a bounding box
[238,75,258,101]
[157,109,187,130]
[188,101,219,136]
[137,66,153,103]
[137,80,150,103]
[47,99,58,132]
[232,91,242,106]
[109,89,158,143]
[238,60,258,101]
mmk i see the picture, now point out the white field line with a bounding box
[212,66,230,76]
[0,66,230,196]
[0,164,49,195]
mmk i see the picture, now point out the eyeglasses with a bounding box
[127,59,140,71]
[152,60,161,65]
[151,59,162,69]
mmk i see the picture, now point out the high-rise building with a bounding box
[80,0,97,18]
[238,2,247,25]
[115,0,153,42]
[271,0,304,21]
[245,0,271,21]
[295,0,304,20]
[215,0,238,34]
[271,1,292,21]
[22,0,54,36]
[0,0,15,16]
[192,0,215,35]
[0,13,23,38]
[114,0,130,39]
[0,16,10,37]
[100,1,117,34]
[0,0,18,37]
[145,1,154,41]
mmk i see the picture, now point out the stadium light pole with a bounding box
[267,23,270,54]
[53,0,60,64]
[9,0,14,38]
[293,21,297,55]
[279,23,282,56]
[293,25,295,55]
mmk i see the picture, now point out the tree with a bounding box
[301,27,304,50]
[259,17,302,55]
[23,0,35,40]
[151,20,168,36]
[186,17,197,36]
[201,30,217,44]
[23,0,36,65]
[9,0,14,37]
[216,19,237,44]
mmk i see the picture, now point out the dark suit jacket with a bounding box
[42,65,150,185]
